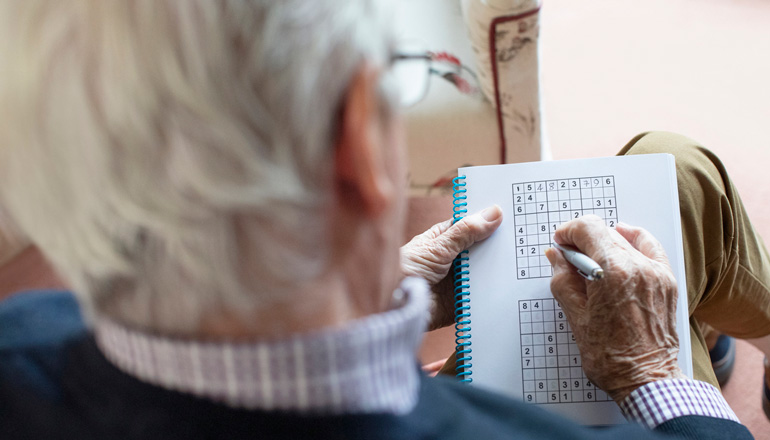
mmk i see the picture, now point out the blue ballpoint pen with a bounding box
[552,242,604,281]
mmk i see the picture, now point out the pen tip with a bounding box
[593,268,604,280]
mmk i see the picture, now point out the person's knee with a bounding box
[622,131,728,192]
[624,131,704,162]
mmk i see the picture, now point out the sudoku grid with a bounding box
[512,176,618,280]
[519,298,612,404]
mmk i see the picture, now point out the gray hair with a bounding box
[0,0,395,333]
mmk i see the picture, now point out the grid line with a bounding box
[512,176,618,280]
[519,298,613,404]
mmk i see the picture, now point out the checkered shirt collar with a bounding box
[93,277,430,414]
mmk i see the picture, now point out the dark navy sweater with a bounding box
[0,291,753,439]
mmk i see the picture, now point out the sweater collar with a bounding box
[93,277,430,414]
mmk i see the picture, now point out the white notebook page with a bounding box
[458,154,691,425]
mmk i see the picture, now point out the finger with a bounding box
[421,358,448,377]
[399,217,454,266]
[552,215,614,259]
[420,217,454,241]
[433,205,503,256]
[545,247,587,315]
[615,222,671,267]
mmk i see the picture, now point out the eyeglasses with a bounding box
[391,50,481,108]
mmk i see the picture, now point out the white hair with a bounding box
[0,0,395,333]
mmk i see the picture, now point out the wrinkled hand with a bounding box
[401,205,502,331]
[545,215,684,403]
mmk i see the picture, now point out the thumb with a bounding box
[546,247,587,316]
[434,205,503,256]
[615,223,670,267]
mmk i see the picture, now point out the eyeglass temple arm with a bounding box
[392,51,480,97]
[391,53,432,62]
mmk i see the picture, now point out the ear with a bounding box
[334,62,394,219]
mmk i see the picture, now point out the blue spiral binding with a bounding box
[451,176,472,383]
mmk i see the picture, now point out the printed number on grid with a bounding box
[512,176,618,280]
[519,298,613,404]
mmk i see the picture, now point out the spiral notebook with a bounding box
[450,154,692,425]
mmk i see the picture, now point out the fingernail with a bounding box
[481,205,501,222]
[544,247,556,265]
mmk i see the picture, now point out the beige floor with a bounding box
[416,0,770,437]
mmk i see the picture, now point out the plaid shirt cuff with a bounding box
[619,379,740,429]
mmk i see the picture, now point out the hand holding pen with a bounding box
[544,215,682,403]
[552,242,604,281]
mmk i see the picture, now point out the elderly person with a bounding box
[0,1,767,439]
